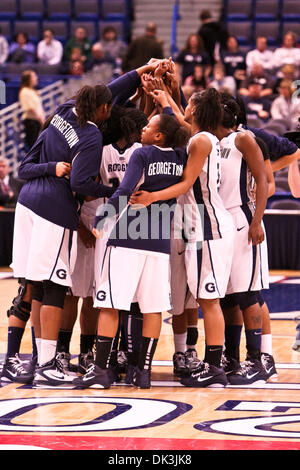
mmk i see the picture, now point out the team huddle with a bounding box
[1,58,278,389]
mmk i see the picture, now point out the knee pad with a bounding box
[235,291,260,310]
[42,280,67,309]
[7,279,33,322]
[220,293,239,310]
[32,281,44,303]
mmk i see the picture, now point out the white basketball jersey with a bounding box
[80,142,142,220]
[185,131,233,240]
[219,131,255,211]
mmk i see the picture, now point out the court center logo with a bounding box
[0,396,192,432]
[196,400,300,439]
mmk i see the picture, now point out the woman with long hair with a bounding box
[19,69,45,149]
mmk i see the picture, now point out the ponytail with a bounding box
[75,84,112,127]
[220,92,240,129]
[191,88,223,132]
[158,114,189,148]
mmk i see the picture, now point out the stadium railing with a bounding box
[0,79,65,175]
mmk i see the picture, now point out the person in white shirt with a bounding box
[271,79,300,130]
[273,31,300,76]
[37,29,63,66]
[0,28,9,65]
[19,70,45,148]
[246,36,274,74]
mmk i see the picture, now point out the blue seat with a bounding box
[19,0,46,20]
[254,0,280,21]
[0,0,18,20]
[254,21,281,46]
[0,21,13,41]
[227,21,253,45]
[46,0,72,20]
[282,1,300,21]
[100,0,128,21]
[74,0,100,20]
[225,0,253,21]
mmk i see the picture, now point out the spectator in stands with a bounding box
[37,29,63,66]
[68,47,86,76]
[243,80,271,123]
[246,36,274,75]
[220,35,246,88]
[273,64,298,95]
[272,31,300,76]
[174,33,211,84]
[8,32,35,64]
[99,26,128,63]
[198,9,228,65]
[19,70,45,149]
[0,27,9,65]
[183,64,207,91]
[239,62,275,98]
[122,22,164,72]
[63,27,92,63]
[208,62,236,96]
[0,157,23,209]
[270,80,300,130]
[85,43,115,84]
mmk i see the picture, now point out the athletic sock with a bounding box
[56,329,73,354]
[186,325,198,350]
[261,333,273,355]
[204,345,223,368]
[173,332,187,354]
[31,327,38,359]
[245,328,262,361]
[40,339,57,365]
[138,337,158,370]
[80,334,95,354]
[95,335,114,369]
[35,338,42,365]
[224,324,243,361]
[6,326,25,358]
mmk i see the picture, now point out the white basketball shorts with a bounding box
[185,229,235,300]
[225,206,269,294]
[11,203,77,287]
[94,246,171,313]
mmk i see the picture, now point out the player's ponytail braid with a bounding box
[158,114,189,148]
[220,92,240,129]
[191,88,223,132]
[75,84,112,127]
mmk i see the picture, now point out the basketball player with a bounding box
[215,93,270,385]
[130,88,235,388]
[73,113,189,389]
[0,60,165,385]
[56,105,148,380]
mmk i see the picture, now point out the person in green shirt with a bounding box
[63,27,92,63]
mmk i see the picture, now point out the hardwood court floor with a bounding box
[0,271,299,451]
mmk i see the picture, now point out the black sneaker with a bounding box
[33,358,76,388]
[228,359,268,385]
[181,362,228,388]
[108,364,121,384]
[133,367,151,389]
[173,352,187,376]
[221,355,240,376]
[56,352,78,374]
[261,353,278,379]
[78,350,94,374]
[1,354,34,384]
[73,364,111,389]
[184,349,202,375]
[125,364,136,384]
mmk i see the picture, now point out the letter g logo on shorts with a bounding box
[96,290,107,301]
[56,269,67,280]
[205,282,216,293]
